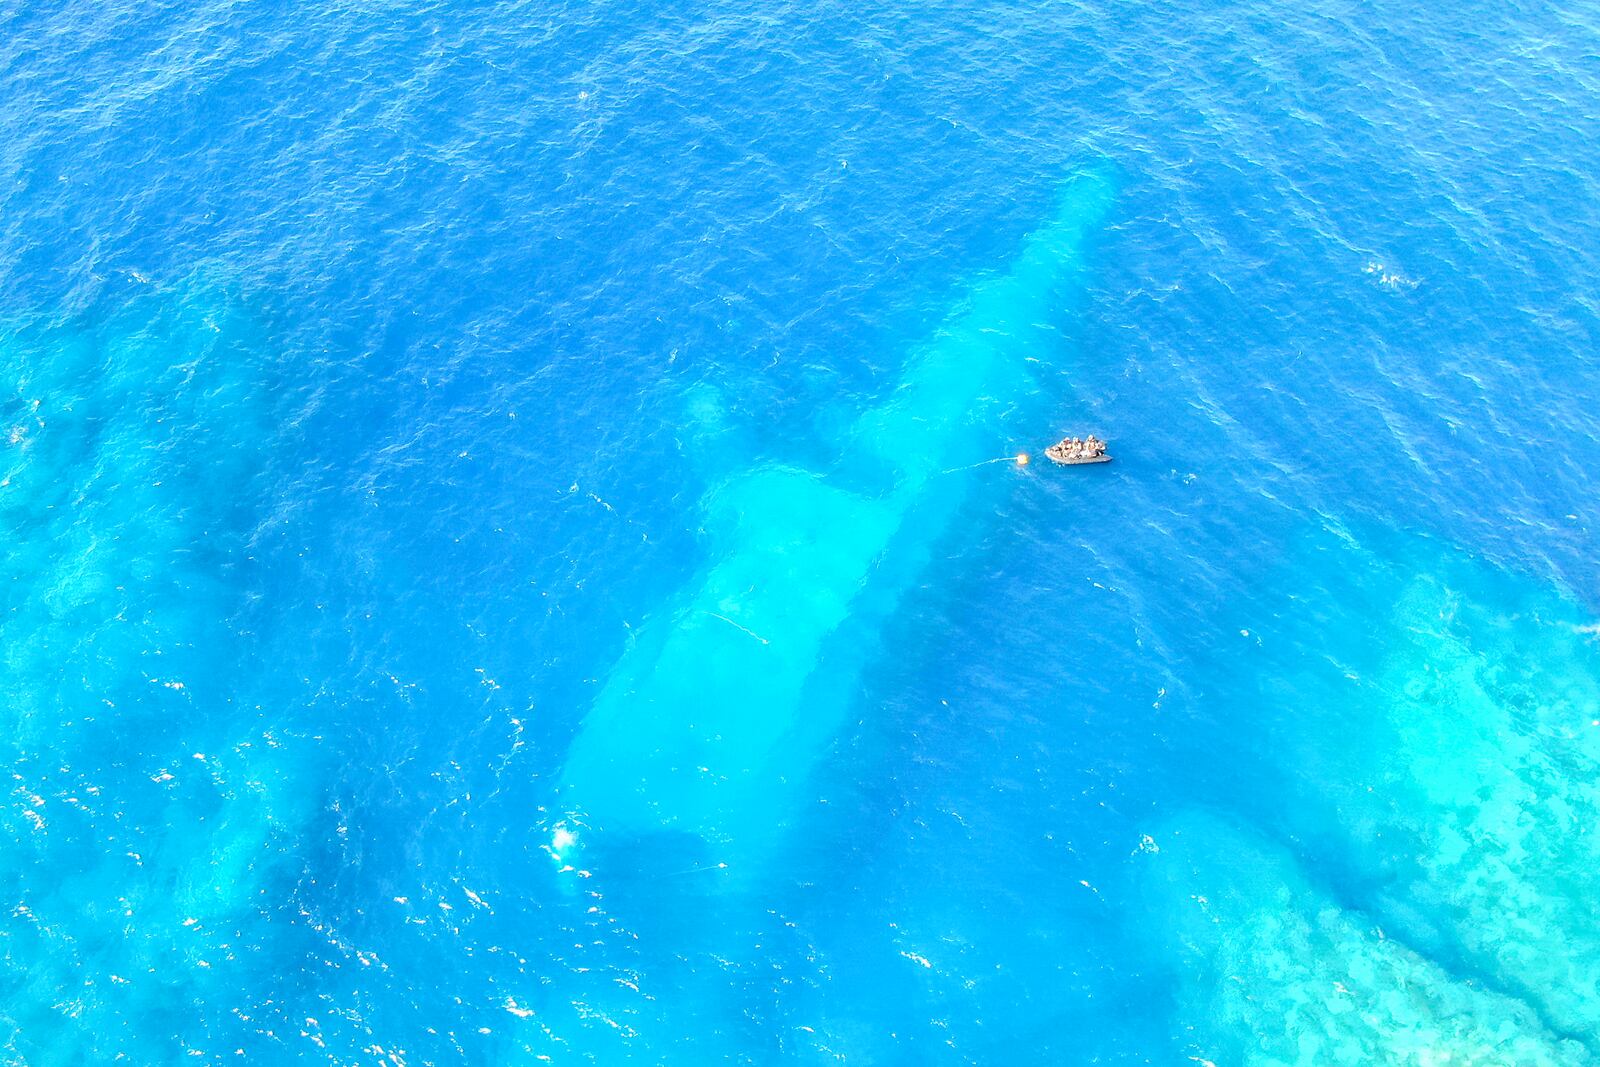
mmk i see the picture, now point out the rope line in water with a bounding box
[699,611,771,645]
[940,454,1032,475]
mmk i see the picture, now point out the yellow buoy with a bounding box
[1016,452,1030,466]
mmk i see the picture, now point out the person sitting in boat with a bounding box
[1045,432,1109,464]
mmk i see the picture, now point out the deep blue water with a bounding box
[5,0,1600,1062]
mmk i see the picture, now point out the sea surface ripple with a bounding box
[4,0,1600,1062]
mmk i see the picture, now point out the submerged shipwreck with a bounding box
[550,168,1116,878]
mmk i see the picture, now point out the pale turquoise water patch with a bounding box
[1139,813,1591,1067]
[0,276,316,1059]
[1183,528,1600,1055]
[1324,557,1600,1040]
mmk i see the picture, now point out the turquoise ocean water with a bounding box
[5,0,1600,1062]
